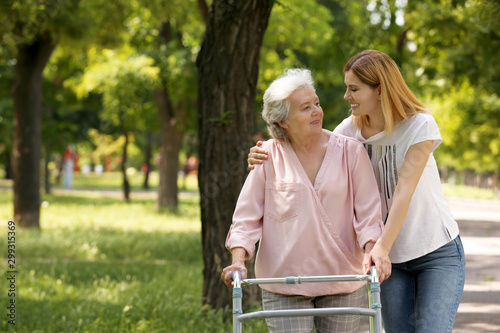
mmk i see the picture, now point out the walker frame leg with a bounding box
[369,266,383,333]
[232,272,243,333]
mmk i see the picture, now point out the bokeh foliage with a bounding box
[1,0,499,177]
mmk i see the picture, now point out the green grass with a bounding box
[442,183,499,200]
[0,186,267,333]
[0,174,497,332]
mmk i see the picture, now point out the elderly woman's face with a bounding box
[280,86,323,138]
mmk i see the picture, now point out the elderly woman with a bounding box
[221,69,383,333]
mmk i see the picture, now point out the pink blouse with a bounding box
[226,131,383,296]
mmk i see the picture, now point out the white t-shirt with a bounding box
[334,113,460,263]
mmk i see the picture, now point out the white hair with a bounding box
[262,69,315,141]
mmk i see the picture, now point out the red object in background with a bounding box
[186,156,199,174]
[64,147,79,173]
[73,153,80,172]
[64,148,73,161]
[105,156,113,172]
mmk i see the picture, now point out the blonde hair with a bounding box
[262,68,315,141]
[344,50,429,135]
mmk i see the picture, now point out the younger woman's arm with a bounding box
[364,140,434,276]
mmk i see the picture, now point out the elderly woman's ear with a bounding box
[277,121,289,129]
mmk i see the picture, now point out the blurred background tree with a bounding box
[70,46,160,201]
[1,0,132,227]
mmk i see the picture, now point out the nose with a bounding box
[344,89,350,101]
[312,103,322,115]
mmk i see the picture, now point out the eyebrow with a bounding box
[299,97,319,107]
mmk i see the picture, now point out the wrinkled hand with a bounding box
[362,243,392,283]
[221,263,247,287]
[248,141,267,170]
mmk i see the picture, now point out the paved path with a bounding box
[358,196,500,332]
[448,197,500,333]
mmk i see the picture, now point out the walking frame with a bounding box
[231,266,383,333]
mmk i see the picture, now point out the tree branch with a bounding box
[197,0,209,25]
[158,21,172,44]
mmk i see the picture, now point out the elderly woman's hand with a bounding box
[221,262,247,287]
[362,241,392,283]
[221,247,248,287]
[248,141,267,170]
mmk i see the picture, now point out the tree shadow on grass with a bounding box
[3,261,227,332]
[8,296,157,332]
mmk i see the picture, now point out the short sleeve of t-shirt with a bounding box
[411,113,442,152]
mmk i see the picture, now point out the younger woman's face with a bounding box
[343,70,382,118]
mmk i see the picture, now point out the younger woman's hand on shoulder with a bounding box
[248,141,268,170]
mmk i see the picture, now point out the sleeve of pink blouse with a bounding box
[349,140,384,250]
[225,152,267,260]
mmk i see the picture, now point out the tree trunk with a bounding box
[196,0,273,310]
[4,150,13,180]
[142,132,153,190]
[121,131,130,202]
[155,85,183,209]
[44,148,51,195]
[12,31,57,228]
[55,155,63,185]
[154,20,188,209]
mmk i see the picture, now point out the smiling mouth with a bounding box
[351,104,359,108]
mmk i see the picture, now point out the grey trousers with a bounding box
[261,287,366,333]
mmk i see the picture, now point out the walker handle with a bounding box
[370,266,379,283]
[232,271,242,288]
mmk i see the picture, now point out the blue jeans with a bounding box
[381,236,465,333]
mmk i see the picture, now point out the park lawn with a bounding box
[0,173,497,332]
[57,171,198,193]
[0,190,267,333]
[441,183,499,200]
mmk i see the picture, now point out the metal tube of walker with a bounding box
[240,274,370,285]
[370,266,383,333]
[232,271,243,333]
